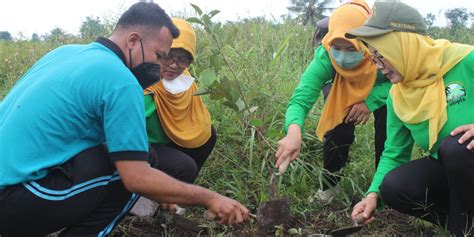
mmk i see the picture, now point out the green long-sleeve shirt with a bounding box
[144,94,171,144]
[285,46,391,132]
[368,52,474,200]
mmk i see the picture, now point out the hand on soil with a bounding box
[160,203,177,213]
[207,194,249,224]
[351,193,377,225]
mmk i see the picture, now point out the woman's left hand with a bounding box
[345,101,370,125]
[451,124,474,151]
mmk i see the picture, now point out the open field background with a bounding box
[1,5,473,236]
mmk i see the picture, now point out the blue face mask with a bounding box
[330,47,364,69]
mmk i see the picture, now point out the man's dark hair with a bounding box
[115,2,179,38]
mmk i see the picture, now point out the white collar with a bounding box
[162,73,195,94]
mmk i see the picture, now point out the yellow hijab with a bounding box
[316,0,377,140]
[360,32,473,149]
[145,18,212,148]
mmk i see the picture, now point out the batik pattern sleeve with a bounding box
[284,46,335,132]
[367,96,414,201]
[364,71,392,112]
[102,84,149,162]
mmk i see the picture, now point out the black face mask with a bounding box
[129,40,161,89]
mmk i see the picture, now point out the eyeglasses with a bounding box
[159,55,193,68]
[370,50,385,69]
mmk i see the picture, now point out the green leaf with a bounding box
[212,22,222,33]
[217,77,240,103]
[250,118,263,127]
[202,14,212,27]
[204,25,212,34]
[218,77,235,102]
[186,17,203,25]
[223,100,239,112]
[192,88,211,96]
[270,29,294,68]
[210,54,221,70]
[209,10,221,18]
[228,85,240,103]
[266,129,282,140]
[199,69,217,87]
[210,91,223,100]
[211,48,220,55]
[190,4,203,16]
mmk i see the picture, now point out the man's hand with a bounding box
[160,203,177,213]
[205,194,249,224]
[351,192,377,225]
[345,102,370,125]
[451,124,474,151]
[115,160,249,224]
[275,124,302,167]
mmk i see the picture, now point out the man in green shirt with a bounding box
[347,2,474,235]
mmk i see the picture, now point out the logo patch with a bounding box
[445,83,466,106]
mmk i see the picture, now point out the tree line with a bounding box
[0,16,114,42]
[0,2,472,43]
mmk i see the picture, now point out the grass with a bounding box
[2,17,472,236]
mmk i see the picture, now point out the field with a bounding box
[1,10,473,236]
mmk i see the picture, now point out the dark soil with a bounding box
[110,202,438,236]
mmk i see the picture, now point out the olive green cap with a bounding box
[346,1,428,38]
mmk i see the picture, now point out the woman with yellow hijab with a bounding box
[347,2,474,235]
[276,0,391,202]
[131,18,215,217]
[146,18,214,184]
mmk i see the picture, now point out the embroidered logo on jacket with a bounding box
[445,83,466,106]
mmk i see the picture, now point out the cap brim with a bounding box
[345,26,393,39]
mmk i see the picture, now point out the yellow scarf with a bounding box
[146,71,212,148]
[145,18,212,148]
[360,32,473,149]
[316,0,377,140]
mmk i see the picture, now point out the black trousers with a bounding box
[321,84,387,189]
[151,126,217,184]
[0,145,158,237]
[379,134,474,236]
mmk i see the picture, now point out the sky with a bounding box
[1,0,473,38]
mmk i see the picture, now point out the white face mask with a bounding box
[162,73,195,94]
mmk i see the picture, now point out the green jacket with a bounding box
[368,52,474,200]
[285,45,391,132]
